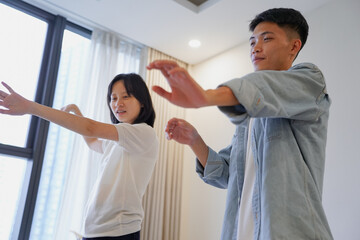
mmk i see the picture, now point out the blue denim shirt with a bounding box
[196,63,333,240]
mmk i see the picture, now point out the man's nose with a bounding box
[252,42,262,54]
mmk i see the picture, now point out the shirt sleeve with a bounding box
[218,63,330,122]
[195,145,232,189]
[113,123,157,153]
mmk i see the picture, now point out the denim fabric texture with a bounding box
[196,63,333,240]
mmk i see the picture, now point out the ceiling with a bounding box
[24,0,332,65]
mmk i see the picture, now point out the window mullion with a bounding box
[17,15,66,240]
[0,144,32,159]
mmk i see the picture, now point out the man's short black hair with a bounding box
[249,8,309,51]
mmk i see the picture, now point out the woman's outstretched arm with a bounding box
[61,104,105,153]
[0,82,118,146]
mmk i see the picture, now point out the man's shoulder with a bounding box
[290,62,321,72]
[291,62,325,81]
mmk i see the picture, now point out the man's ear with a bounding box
[291,39,302,55]
[290,39,302,61]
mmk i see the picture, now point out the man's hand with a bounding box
[147,60,209,108]
[165,117,200,145]
[165,117,209,167]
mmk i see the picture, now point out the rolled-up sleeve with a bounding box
[218,63,328,121]
[196,145,232,189]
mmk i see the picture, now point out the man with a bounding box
[147,8,333,240]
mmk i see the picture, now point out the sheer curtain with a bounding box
[141,48,187,240]
[31,29,146,240]
[29,30,91,240]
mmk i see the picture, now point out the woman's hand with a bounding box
[0,82,32,116]
[0,82,117,145]
[61,104,83,116]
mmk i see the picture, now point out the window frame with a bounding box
[0,1,91,239]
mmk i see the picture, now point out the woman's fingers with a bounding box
[1,82,15,93]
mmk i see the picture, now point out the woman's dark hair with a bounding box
[249,8,309,51]
[107,73,155,127]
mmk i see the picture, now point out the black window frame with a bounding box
[0,1,91,239]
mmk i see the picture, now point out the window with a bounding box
[29,28,145,240]
[0,1,145,239]
[29,29,90,240]
[0,155,30,240]
[0,2,47,147]
[0,1,91,239]
[0,2,48,239]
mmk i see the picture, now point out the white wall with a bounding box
[299,0,360,238]
[179,43,252,240]
[179,0,360,239]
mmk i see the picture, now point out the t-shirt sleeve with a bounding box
[113,123,157,153]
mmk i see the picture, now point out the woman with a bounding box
[0,73,159,240]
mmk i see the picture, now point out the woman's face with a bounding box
[110,80,142,124]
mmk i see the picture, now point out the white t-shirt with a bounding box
[82,123,159,238]
[237,118,255,240]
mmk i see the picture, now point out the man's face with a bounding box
[250,22,296,71]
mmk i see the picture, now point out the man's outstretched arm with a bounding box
[147,60,239,108]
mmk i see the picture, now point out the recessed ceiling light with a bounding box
[189,39,201,48]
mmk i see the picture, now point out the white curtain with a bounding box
[52,29,146,240]
[141,48,187,240]
[32,30,187,239]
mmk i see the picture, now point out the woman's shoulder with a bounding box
[118,122,154,131]
[114,122,158,140]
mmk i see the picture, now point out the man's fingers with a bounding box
[165,119,176,140]
[152,86,172,101]
[168,66,187,75]
[165,118,178,133]
[147,60,179,70]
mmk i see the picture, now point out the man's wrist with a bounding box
[205,86,239,107]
